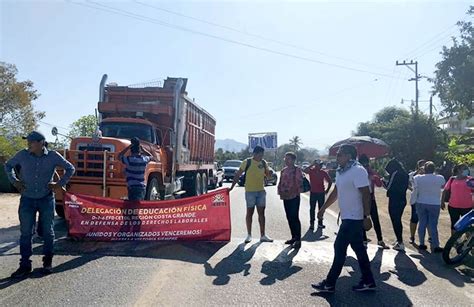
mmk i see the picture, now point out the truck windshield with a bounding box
[223,161,242,168]
[100,122,154,143]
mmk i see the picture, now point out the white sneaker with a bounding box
[393,242,405,252]
[244,235,252,243]
[260,235,274,243]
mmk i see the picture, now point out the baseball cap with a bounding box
[23,131,46,142]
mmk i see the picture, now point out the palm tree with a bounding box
[289,136,303,153]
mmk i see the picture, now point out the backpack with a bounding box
[241,158,267,185]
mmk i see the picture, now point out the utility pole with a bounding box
[396,60,420,117]
[429,95,433,119]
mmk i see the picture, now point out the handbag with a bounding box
[301,175,311,193]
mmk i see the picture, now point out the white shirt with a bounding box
[412,174,446,206]
[336,164,370,220]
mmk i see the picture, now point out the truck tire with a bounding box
[146,177,160,200]
[202,173,208,194]
[188,173,202,196]
[55,205,65,218]
[185,173,203,197]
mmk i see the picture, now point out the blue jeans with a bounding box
[128,186,146,201]
[19,193,55,267]
[416,203,441,247]
[245,191,266,208]
[326,220,375,286]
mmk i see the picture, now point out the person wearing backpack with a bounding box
[278,152,303,249]
[229,146,273,243]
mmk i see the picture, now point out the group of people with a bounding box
[228,144,473,293]
[4,130,472,292]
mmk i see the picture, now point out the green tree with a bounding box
[445,132,474,165]
[289,136,303,153]
[214,148,239,165]
[0,62,44,158]
[432,6,474,118]
[355,107,448,170]
[68,114,97,138]
[299,147,320,163]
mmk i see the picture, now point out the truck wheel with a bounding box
[146,177,160,200]
[55,205,65,218]
[202,173,208,194]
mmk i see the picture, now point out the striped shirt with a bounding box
[121,155,151,188]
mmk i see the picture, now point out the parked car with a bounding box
[209,162,224,189]
[222,160,242,182]
[238,167,278,186]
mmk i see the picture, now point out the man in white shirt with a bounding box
[312,144,375,293]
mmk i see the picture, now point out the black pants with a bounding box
[448,206,471,230]
[326,219,375,286]
[363,194,383,242]
[310,192,325,225]
[388,197,407,243]
[284,196,301,241]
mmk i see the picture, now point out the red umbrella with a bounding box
[329,136,390,158]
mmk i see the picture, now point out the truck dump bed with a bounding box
[99,78,216,168]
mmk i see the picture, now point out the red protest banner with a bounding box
[64,189,231,242]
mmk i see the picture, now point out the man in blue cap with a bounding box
[4,130,75,277]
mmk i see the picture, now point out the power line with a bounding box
[39,120,70,131]
[414,36,455,59]
[412,33,456,59]
[69,1,405,80]
[224,78,380,120]
[133,0,395,74]
[402,24,457,59]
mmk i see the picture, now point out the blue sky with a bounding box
[1,0,471,151]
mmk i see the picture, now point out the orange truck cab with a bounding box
[54,75,216,217]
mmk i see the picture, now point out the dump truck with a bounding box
[54,75,216,217]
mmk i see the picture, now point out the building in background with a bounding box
[438,115,474,135]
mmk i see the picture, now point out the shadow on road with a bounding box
[302,227,330,242]
[1,218,228,289]
[259,245,302,285]
[312,250,413,306]
[410,252,473,287]
[204,242,261,285]
[389,251,427,287]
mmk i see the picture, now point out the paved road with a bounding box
[0,185,473,306]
